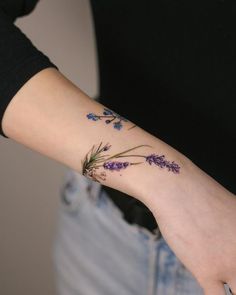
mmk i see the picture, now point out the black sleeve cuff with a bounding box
[0,55,58,139]
[0,8,59,139]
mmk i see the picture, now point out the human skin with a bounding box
[2,67,236,294]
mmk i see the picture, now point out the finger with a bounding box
[224,284,235,294]
[228,286,235,294]
[204,282,226,295]
[226,279,236,294]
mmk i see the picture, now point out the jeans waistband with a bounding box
[61,169,161,237]
[102,186,161,236]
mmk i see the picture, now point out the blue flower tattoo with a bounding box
[86,108,136,130]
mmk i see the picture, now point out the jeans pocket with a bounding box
[175,263,204,295]
[98,187,161,241]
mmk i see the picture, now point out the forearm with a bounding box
[2,67,232,212]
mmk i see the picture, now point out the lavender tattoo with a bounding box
[146,154,180,173]
[86,108,136,130]
[82,142,180,182]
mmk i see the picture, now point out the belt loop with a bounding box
[86,178,102,204]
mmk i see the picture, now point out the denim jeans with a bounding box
[52,168,206,295]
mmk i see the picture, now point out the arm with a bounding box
[1,66,188,204]
[0,2,235,293]
[2,67,236,295]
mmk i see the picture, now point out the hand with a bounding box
[145,164,236,295]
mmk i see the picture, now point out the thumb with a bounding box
[203,282,226,295]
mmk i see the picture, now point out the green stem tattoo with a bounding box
[82,142,180,183]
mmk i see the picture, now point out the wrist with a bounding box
[135,153,192,209]
[141,155,233,221]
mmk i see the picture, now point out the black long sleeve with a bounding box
[0,0,58,138]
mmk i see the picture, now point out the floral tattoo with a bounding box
[82,142,180,182]
[86,108,136,130]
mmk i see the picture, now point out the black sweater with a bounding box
[0,0,235,194]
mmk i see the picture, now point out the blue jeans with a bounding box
[52,169,204,295]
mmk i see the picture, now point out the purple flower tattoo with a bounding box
[82,142,180,182]
[86,108,136,130]
[103,161,130,171]
[146,154,180,173]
